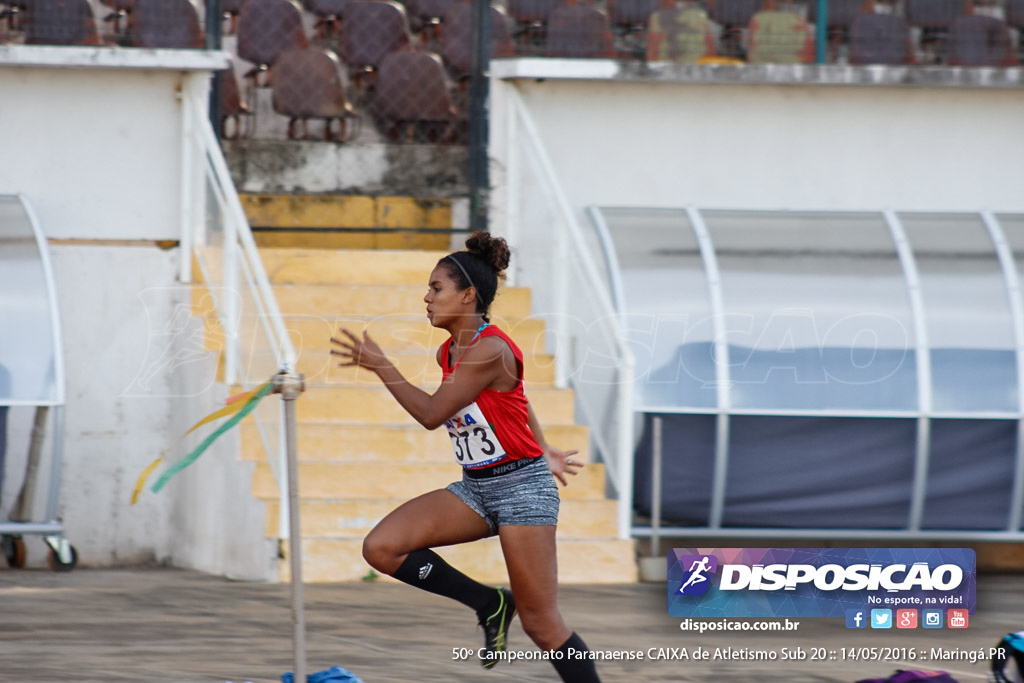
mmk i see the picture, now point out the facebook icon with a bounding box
[846,609,867,629]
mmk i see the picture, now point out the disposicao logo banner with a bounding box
[667,548,976,619]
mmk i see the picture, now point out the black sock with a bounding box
[392,549,499,616]
[551,632,601,683]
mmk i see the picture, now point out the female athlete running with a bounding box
[330,231,601,681]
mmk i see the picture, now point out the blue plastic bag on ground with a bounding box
[281,665,363,683]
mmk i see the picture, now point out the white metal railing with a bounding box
[505,88,636,538]
[180,76,296,539]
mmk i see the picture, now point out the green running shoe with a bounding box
[478,587,516,668]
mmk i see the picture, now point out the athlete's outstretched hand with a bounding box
[330,328,391,374]
[543,443,582,487]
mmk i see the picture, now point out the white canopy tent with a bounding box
[588,207,1024,539]
[0,193,75,569]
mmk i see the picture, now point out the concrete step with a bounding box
[235,348,556,386]
[240,196,455,250]
[280,536,638,584]
[241,422,590,463]
[251,461,608,501]
[268,284,532,319]
[282,315,548,354]
[259,248,449,286]
[261,498,620,540]
[293,385,577,425]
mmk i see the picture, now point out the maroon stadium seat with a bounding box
[373,50,456,142]
[546,3,614,58]
[131,0,203,47]
[272,48,358,141]
[237,0,309,84]
[849,12,913,65]
[339,0,413,84]
[1007,0,1024,60]
[25,0,101,45]
[440,1,514,79]
[947,13,1017,66]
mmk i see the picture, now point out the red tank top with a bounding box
[440,325,543,468]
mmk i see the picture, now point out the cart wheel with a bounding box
[46,545,78,572]
[4,536,27,569]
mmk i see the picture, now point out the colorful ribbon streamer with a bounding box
[130,381,273,505]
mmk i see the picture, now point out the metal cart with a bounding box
[0,194,76,571]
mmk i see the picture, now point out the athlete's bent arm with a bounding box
[331,329,506,430]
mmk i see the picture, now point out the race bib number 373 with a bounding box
[445,403,507,468]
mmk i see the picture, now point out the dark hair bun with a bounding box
[465,231,510,275]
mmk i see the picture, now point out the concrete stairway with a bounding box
[229,247,637,583]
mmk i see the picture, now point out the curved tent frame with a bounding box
[0,193,73,566]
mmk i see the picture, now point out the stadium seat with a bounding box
[746,7,814,63]
[806,0,865,34]
[372,50,456,143]
[806,0,865,62]
[506,0,560,53]
[338,0,413,85]
[1008,0,1024,28]
[848,12,913,64]
[707,0,761,58]
[236,0,309,85]
[947,13,1017,66]
[1004,0,1024,60]
[131,0,203,47]
[905,0,962,63]
[645,4,716,63]
[272,48,358,141]
[440,1,514,80]
[546,3,615,58]
[25,0,101,45]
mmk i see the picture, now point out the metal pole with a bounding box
[205,0,224,144]
[468,0,491,231]
[815,0,828,64]
[650,416,663,557]
[273,372,306,683]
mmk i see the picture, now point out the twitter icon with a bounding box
[871,609,892,629]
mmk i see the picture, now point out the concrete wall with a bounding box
[0,48,272,579]
[490,62,1024,238]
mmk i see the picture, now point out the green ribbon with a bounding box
[151,381,274,494]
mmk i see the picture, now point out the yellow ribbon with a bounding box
[130,381,272,505]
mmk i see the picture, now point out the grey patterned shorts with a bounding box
[446,457,560,534]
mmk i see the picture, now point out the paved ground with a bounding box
[1,566,1020,683]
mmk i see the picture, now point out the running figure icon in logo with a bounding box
[678,555,718,595]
